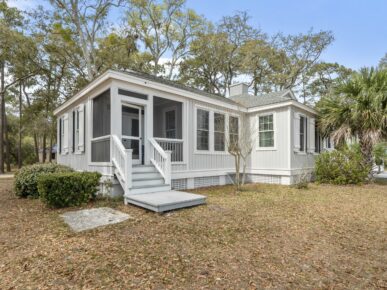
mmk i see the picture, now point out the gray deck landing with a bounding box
[125,191,206,212]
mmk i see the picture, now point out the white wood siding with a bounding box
[249,107,290,172]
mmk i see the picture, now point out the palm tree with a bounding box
[316,67,387,169]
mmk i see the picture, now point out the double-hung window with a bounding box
[214,113,225,151]
[196,109,209,150]
[258,114,274,148]
[229,116,239,148]
[299,116,308,152]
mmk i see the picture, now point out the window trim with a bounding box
[299,114,308,153]
[194,105,240,155]
[257,112,277,151]
[214,112,226,152]
[195,107,210,151]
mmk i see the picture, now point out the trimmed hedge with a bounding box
[315,148,370,185]
[38,172,102,208]
[14,163,73,198]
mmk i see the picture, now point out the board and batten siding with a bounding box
[185,98,242,173]
[290,106,317,172]
[249,106,291,172]
[57,99,89,172]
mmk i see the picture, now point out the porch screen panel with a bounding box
[92,89,111,162]
[91,139,110,162]
[93,90,111,138]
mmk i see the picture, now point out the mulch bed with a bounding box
[0,178,386,289]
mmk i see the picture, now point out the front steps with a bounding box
[129,165,171,195]
[114,164,206,212]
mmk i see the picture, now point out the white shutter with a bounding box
[63,113,69,154]
[308,118,315,153]
[78,104,85,152]
[294,112,300,152]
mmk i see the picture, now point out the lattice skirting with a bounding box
[248,174,281,184]
[171,178,188,190]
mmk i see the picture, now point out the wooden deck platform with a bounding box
[124,191,206,212]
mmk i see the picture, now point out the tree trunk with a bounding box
[42,133,46,163]
[18,83,22,168]
[48,132,53,162]
[359,133,374,173]
[0,61,4,173]
[33,133,39,163]
[4,115,11,172]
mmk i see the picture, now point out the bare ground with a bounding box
[0,178,386,289]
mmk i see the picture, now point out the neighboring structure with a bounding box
[54,70,329,201]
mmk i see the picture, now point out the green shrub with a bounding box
[315,147,370,185]
[38,172,102,208]
[14,163,73,198]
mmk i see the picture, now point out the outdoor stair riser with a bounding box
[132,172,162,179]
[129,184,171,195]
[132,165,157,173]
[132,178,165,187]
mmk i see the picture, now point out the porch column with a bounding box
[110,83,121,138]
[145,95,154,165]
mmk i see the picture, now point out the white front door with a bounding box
[122,104,144,165]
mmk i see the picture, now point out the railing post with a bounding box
[125,149,133,190]
[165,150,172,185]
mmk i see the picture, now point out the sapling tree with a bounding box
[226,110,256,190]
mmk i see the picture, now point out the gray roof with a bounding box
[116,70,240,106]
[229,90,295,108]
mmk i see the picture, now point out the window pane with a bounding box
[91,138,110,162]
[197,130,209,150]
[214,113,225,131]
[300,116,305,151]
[197,109,209,130]
[93,90,111,138]
[229,116,238,134]
[214,132,225,151]
[259,131,274,147]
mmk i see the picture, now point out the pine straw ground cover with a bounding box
[0,178,386,289]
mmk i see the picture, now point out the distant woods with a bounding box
[0,0,385,172]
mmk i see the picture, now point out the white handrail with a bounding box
[112,135,132,191]
[149,137,171,184]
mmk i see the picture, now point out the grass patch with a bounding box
[1,178,386,289]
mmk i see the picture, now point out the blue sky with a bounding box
[10,0,387,70]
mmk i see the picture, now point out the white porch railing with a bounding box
[149,137,171,185]
[154,138,183,163]
[112,135,132,192]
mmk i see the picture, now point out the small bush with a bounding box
[38,172,102,208]
[315,147,370,185]
[14,163,73,198]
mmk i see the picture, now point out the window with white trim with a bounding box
[229,116,239,148]
[299,116,308,152]
[60,117,64,153]
[196,109,209,150]
[258,114,274,147]
[214,113,225,151]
